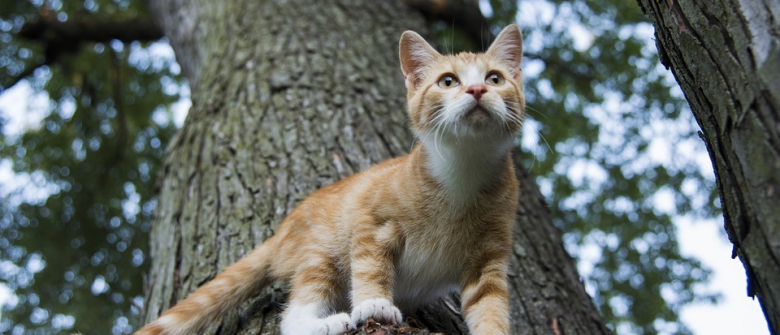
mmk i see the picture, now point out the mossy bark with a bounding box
[637,0,780,333]
[141,0,610,334]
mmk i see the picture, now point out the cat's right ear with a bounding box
[399,31,439,90]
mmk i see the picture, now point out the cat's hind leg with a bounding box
[280,254,353,335]
[281,302,352,335]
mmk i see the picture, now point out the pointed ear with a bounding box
[399,30,440,89]
[486,24,523,79]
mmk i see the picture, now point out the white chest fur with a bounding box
[421,134,513,206]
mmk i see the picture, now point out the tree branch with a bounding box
[402,0,493,50]
[2,17,164,92]
[18,17,163,45]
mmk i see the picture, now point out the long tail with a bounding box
[135,237,279,335]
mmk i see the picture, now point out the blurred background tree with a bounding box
[0,0,184,334]
[0,0,719,334]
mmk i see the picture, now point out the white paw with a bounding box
[350,298,403,326]
[296,313,355,335]
[315,313,355,335]
[281,307,355,335]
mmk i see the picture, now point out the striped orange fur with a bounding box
[135,24,524,335]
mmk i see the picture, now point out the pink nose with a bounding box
[466,84,487,100]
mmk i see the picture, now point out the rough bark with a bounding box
[141,1,610,334]
[636,0,780,333]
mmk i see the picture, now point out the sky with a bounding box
[677,216,769,335]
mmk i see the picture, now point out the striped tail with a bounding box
[135,238,278,335]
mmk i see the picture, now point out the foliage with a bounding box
[0,0,183,334]
[469,0,719,334]
[0,0,719,335]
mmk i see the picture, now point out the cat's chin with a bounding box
[438,123,513,142]
[460,107,502,132]
[465,106,490,120]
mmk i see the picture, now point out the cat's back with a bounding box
[280,153,412,232]
[310,153,410,205]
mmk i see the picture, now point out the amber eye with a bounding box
[486,72,505,86]
[437,75,460,88]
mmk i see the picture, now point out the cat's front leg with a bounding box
[460,253,511,335]
[349,220,403,327]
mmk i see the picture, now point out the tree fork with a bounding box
[401,0,492,50]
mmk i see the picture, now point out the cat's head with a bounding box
[399,25,525,141]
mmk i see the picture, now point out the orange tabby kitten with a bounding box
[136,24,524,335]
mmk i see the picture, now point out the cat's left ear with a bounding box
[399,30,440,89]
[486,24,524,80]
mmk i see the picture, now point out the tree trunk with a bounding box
[141,1,610,334]
[636,0,780,333]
